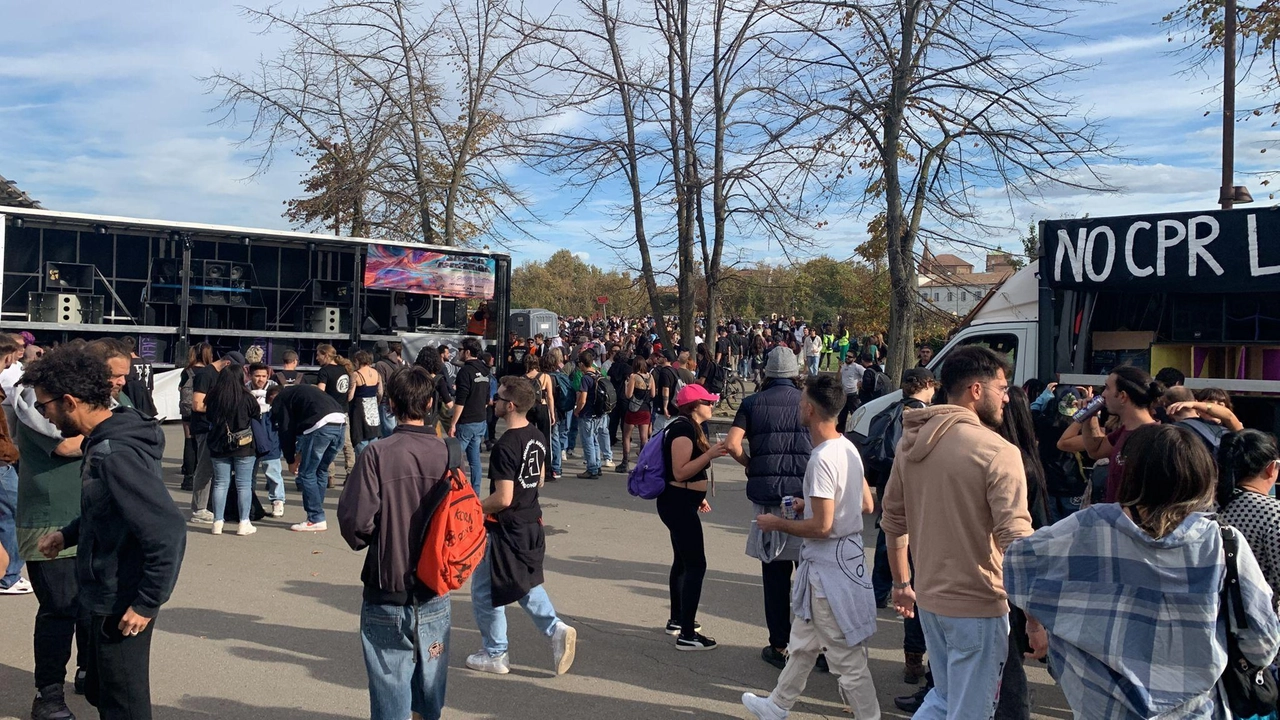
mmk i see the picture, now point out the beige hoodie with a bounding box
[880,405,1033,619]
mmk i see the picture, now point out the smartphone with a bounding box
[1072,395,1106,423]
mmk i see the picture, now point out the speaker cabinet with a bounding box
[27,292,104,324]
[1172,296,1225,343]
[309,307,346,334]
[44,262,95,293]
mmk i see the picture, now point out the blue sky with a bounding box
[1,0,1276,271]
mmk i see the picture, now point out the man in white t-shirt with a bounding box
[742,375,879,720]
[836,351,865,433]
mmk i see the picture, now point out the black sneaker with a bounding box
[74,668,86,695]
[895,684,930,714]
[676,633,717,651]
[616,461,629,474]
[664,619,702,636]
[761,645,788,669]
[576,471,601,479]
[32,683,74,720]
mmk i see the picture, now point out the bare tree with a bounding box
[531,0,840,344]
[206,0,546,246]
[770,0,1117,382]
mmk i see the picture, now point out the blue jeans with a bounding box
[577,414,607,474]
[256,457,285,503]
[454,421,486,496]
[1047,494,1081,524]
[296,423,345,523]
[550,413,570,475]
[361,596,450,720]
[355,439,374,456]
[738,357,750,378]
[565,410,577,451]
[807,355,819,376]
[0,464,22,586]
[211,455,257,523]
[470,551,560,656]
[916,610,1010,720]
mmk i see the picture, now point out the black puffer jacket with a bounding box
[733,379,812,506]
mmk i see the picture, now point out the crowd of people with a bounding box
[2,315,1280,720]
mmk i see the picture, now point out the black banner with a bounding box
[1040,208,1280,293]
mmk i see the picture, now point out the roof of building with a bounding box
[919,268,1015,288]
[931,253,971,267]
[0,173,41,209]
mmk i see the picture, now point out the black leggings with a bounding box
[656,484,707,638]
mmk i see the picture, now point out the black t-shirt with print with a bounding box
[488,424,547,526]
[317,364,351,411]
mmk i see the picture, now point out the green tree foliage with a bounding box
[511,250,650,317]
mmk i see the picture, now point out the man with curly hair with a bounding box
[27,343,187,720]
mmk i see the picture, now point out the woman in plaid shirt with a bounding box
[1004,424,1280,719]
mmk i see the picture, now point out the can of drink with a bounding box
[781,495,797,520]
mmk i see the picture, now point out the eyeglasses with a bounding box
[34,396,62,417]
[495,394,511,403]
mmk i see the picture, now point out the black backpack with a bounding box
[592,373,617,415]
[861,398,924,478]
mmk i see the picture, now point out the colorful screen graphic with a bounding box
[363,245,496,299]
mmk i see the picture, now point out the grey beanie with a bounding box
[764,348,799,378]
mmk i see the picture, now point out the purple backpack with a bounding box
[627,426,671,499]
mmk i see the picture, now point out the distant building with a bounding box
[917,250,1015,316]
[0,173,42,209]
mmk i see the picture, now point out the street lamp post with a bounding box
[1221,0,1239,210]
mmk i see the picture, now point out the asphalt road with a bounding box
[0,422,1070,719]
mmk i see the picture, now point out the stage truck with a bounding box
[0,205,512,418]
[850,206,1280,439]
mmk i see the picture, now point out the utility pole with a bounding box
[1221,0,1238,210]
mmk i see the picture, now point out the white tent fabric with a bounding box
[969,264,1039,326]
[153,368,184,421]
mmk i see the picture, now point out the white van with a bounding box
[847,263,1039,441]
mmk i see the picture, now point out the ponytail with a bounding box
[1111,365,1163,408]
[1217,429,1280,509]
[676,405,711,452]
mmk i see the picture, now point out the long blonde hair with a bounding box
[317,344,354,375]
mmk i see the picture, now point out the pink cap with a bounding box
[675,383,719,407]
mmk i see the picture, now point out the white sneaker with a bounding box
[742,692,789,720]
[551,621,577,675]
[190,510,215,524]
[466,650,510,675]
[271,501,285,518]
[236,521,257,536]
[211,521,224,536]
[290,521,327,532]
[0,577,33,595]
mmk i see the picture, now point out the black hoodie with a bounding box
[59,406,186,619]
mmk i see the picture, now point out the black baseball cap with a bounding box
[221,350,246,366]
[902,367,936,385]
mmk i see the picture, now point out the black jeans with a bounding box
[761,559,796,650]
[29,558,87,689]
[180,433,196,481]
[656,484,707,638]
[608,398,625,446]
[837,393,860,434]
[85,613,155,720]
[994,622,1030,720]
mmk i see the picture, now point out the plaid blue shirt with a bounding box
[1004,504,1280,719]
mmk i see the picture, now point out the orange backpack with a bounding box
[416,438,487,594]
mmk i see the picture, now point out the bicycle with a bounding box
[716,367,749,412]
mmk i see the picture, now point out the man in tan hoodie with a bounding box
[880,345,1036,719]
